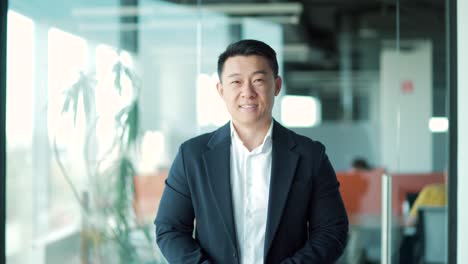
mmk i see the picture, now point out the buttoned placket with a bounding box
[243,146,263,262]
[245,150,252,260]
[230,121,273,264]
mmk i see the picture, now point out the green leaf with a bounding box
[61,91,72,114]
[113,101,140,150]
[113,61,123,95]
[72,90,79,125]
[61,72,96,126]
[126,101,140,146]
[81,73,96,123]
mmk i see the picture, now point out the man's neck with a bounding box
[232,119,272,151]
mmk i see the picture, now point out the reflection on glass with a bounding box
[394,1,450,263]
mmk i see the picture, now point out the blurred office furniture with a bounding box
[392,173,445,217]
[337,171,445,217]
[133,170,169,224]
[336,228,366,264]
[337,168,385,216]
[418,206,447,264]
[402,192,420,230]
[336,170,445,263]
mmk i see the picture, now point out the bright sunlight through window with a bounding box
[6,11,34,147]
[197,73,230,127]
[48,27,88,147]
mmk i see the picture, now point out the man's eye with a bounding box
[231,80,240,84]
[254,79,264,83]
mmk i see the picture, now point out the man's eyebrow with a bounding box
[226,70,268,78]
[253,70,268,75]
[227,73,240,78]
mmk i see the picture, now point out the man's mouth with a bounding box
[239,104,258,110]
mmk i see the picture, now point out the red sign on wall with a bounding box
[401,80,414,94]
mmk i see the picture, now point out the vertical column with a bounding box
[31,22,50,264]
[447,0,457,263]
[0,1,8,263]
[339,15,353,121]
[380,41,433,172]
[381,174,392,264]
[120,0,139,54]
[457,0,467,262]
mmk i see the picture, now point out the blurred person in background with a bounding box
[399,171,447,263]
[351,157,372,171]
[405,172,447,227]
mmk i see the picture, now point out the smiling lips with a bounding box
[239,104,258,111]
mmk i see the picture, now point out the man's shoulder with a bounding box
[277,123,325,152]
[292,130,322,147]
[180,124,229,152]
[181,131,215,150]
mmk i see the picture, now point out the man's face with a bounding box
[216,55,282,128]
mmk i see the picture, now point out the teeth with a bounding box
[240,105,256,108]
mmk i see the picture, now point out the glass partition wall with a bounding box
[4,0,451,263]
[387,1,451,263]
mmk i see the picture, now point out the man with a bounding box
[155,39,348,263]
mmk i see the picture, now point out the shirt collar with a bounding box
[230,120,273,153]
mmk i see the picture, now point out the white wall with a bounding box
[457,0,468,262]
[380,41,433,172]
[292,122,378,171]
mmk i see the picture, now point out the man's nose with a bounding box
[241,82,256,97]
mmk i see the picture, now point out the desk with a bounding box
[339,214,403,264]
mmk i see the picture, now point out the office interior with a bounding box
[1,0,467,263]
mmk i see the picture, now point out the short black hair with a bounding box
[217,39,279,81]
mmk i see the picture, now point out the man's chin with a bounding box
[233,116,272,127]
[232,117,256,125]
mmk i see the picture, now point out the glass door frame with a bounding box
[381,0,458,263]
[1,1,9,263]
[448,0,458,262]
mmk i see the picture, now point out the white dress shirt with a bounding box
[230,121,273,264]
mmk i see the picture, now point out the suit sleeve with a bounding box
[154,145,212,264]
[282,147,349,264]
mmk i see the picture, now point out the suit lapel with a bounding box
[264,121,299,257]
[202,123,238,250]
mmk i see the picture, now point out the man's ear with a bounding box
[216,82,224,97]
[274,76,282,96]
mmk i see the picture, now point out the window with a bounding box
[281,95,321,127]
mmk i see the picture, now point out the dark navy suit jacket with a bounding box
[155,121,348,263]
